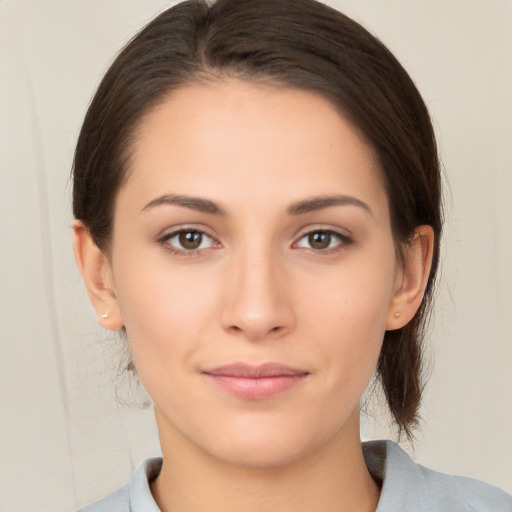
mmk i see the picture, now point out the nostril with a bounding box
[226,323,286,340]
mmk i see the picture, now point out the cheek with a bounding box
[112,253,223,367]
[301,253,396,382]
[304,254,395,328]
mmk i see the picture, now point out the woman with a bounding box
[72,0,511,510]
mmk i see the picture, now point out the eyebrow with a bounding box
[142,194,226,215]
[287,195,373,217]
[141,193,372,217]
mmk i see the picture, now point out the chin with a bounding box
[196,415,340,470]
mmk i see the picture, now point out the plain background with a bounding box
[0,0,511,510]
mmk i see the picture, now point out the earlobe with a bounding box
[72,220,124,330]
[386,225,435,330]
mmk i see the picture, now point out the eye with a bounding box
[162,229,217,252]
[295,230,349,251]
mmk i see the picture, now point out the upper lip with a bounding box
[203,362,309,378]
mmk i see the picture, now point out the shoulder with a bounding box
[76,457,163,512]
[363,440,512,512]
[77,484,129,512]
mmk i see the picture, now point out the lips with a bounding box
[202,363,309,400]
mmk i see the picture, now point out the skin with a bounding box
[74,80,434,511]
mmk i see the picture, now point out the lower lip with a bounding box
[204,374,308,400]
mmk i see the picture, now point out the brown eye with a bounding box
[308,231,332,249]
[178,231,203,249]
[163,229,216,252]
[295,230,350,251]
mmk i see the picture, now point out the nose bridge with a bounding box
[221,235,293,340]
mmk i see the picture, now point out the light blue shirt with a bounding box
[78,440,512,511]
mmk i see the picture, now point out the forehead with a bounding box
[122,79,387,215]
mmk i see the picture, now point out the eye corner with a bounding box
[292,227,354,252]
[158,227,221,256]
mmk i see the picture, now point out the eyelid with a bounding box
[293,227,353,251]
[156,223,217,241]
[155,224,352,255]
[157,225,221,255]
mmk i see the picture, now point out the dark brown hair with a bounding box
[73,0,442,439]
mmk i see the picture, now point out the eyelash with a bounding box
[158,228,352,256]
[158,228,219,256]
[294,229,352,252]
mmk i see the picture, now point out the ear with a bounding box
[72,220,124,330]
[386,225,435,330]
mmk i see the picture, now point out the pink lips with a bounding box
[203,363,309,400]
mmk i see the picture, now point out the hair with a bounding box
[72,0,442,440]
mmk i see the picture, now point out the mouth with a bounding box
[202,363,309,400]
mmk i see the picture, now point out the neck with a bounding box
[151,410,380,512]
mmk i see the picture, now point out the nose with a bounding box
[220,246,295,342]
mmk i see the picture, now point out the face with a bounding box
[106,80,404,467]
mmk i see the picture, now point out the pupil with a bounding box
[179,231,201,249]
[309,232,330,249]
